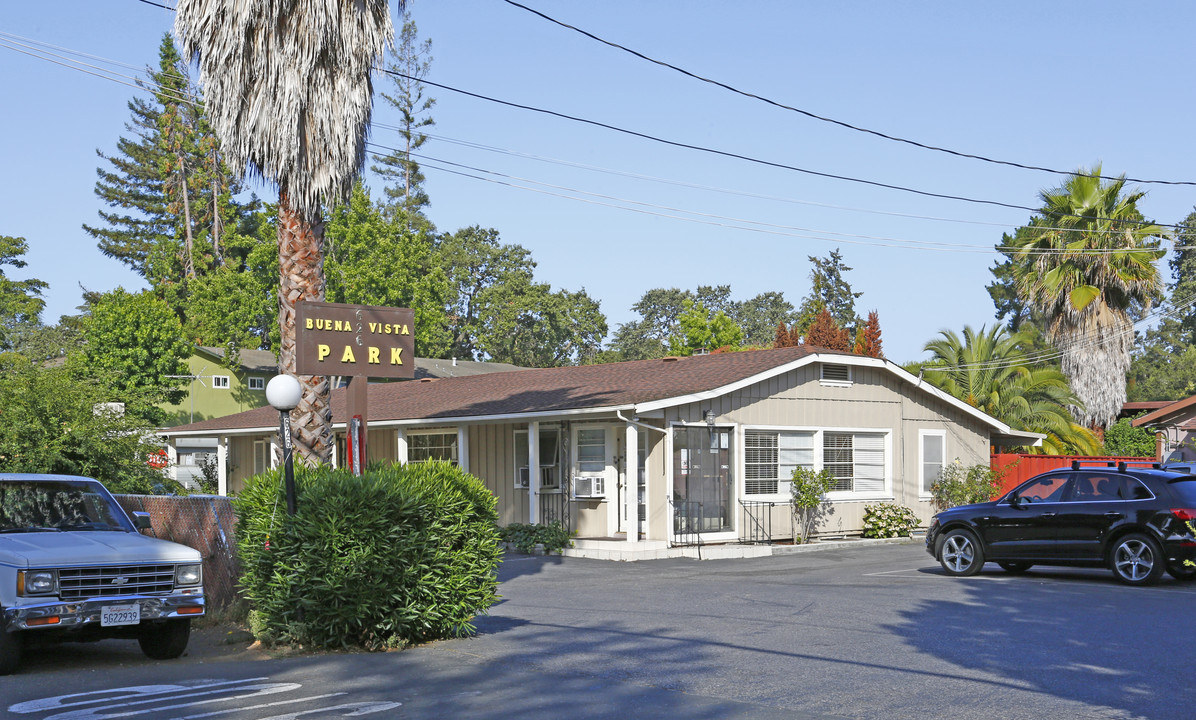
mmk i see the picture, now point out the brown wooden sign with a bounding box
[295,301,415,379]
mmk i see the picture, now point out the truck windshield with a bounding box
[0,481,128,532]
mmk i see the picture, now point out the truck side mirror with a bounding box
[131,511,152,531]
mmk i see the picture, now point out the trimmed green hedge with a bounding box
[236,461,502,649]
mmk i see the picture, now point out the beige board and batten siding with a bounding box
[664,362,991,537]
[467,423,528,526]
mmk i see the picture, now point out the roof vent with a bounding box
[420,377,437,383]
[661,356,681,363]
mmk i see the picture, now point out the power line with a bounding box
[500,0,1196,189]
[389,70,1182,232]
[383,126,1181,241]
[374,139,1177,257]
[386,70,1044,216]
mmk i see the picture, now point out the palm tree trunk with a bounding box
[277,185,333,466]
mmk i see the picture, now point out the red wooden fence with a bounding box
[990,454,1155,496]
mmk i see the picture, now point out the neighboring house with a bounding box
[160,345,525,490]
[161,346,1040,547]
[1131,395,1196,461]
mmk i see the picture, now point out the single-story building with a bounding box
[160,346,1040,548]
[1132,395,1196,461]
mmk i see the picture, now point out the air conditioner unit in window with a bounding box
[515,467,529,489]
[573,475,606,499]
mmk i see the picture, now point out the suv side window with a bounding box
[1014,474,1069,503]
[1121,478,1153,500]
[1067,473,1123,502]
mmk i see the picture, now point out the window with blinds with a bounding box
[744,430,814,494]
[823,432,885,493]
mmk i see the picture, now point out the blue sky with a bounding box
[4,1,1196,362]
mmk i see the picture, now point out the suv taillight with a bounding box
[1171,508,1196,521]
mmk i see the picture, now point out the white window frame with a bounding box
[741,425,817,500]
[212,375,231,390]
[252,439,270,475]
[407,430,459,466]
[821,428,892,501]
[919,429,946,499]
[819,363,853,387]
[247,376,265,391]
[514,426,562,491]
[571,425,614,506]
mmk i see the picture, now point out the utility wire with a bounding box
[387,70,1042,216]
[389,70,1182,232]
[378,140,1177,257]
[380,125,1182,241]
[501,0,1196,189]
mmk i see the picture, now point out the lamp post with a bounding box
[266,375,303,515]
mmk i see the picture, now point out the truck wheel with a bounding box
[139,619,191,660]
[0,628,21,676]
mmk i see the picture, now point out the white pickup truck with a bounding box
[0,474,206,675]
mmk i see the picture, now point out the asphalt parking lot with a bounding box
[3,543,1193,720]
[441,542,1196,720]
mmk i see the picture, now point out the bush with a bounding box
[498,521,572,554]
[791,467,836,543]
[1103,415,1155,458]
[862,503,919,538]
[235,461,501,650]
[931,461,1001,511]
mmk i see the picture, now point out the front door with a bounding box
[672,426,733,535]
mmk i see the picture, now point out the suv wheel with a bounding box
[939,529,984,577]
[139,618,191,660]
[0,627,21,676]
[1110,533,1165,586]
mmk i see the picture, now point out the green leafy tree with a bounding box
[795,249,862,336]
[728,291,797,347]
[1001,165,1166,429]
[667,300,743,355]
[474,277,607,367]
[372,10,435,222]
[324,183,451,357]
[609,285,735,360]
[920,325,1100,455]
[0,355,174,493]
[436,226,535,360]
[930,462,1002,511]
[71,288,191,424]
[0,235,48,352]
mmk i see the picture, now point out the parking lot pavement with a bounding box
[424,543,1196,720]
[3,544,1193,720]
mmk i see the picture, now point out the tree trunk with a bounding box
[277,186,333,466]
[178,155,195,279]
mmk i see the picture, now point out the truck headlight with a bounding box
[174,564,202,587]
[19,570,57,596]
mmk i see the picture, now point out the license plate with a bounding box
[100,604,140,627]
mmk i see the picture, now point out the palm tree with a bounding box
[1003,165,1165,430]
[921,325,1101,455]
[174,1,396,463]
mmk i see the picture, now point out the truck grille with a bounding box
[58,565,176,600]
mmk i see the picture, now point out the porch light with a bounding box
[704,410,716,427]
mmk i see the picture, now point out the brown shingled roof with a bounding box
[163,346,837,434]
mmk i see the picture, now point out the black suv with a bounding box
[926,461,1196,585]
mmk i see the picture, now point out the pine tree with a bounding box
[854,310,883,358]
[774,322,793,348]
[805,308,851,351]
[372,11,435,223]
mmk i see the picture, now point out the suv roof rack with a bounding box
[1070,459,1162,472]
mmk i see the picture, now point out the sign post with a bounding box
[295,301,416,475]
